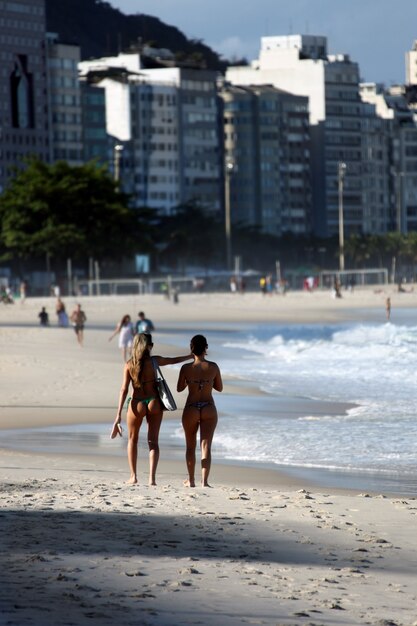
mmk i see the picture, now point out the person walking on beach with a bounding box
[177,335,223,488]
[111,333,192,485]
[70,303,87,346]
[38,306,49,326]
[19,280,27,304]
[108,314,135,362]
[135,311,155,335]
[386,297,391,321]
[55,298,69,327]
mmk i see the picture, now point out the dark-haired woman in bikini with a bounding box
[177,334,223,487]
[111,333,192,485]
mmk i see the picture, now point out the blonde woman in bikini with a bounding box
[177,335,223,487]
[111,333,192,485]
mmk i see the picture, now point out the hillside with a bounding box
[45,0,227,71]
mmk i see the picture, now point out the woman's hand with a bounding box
[110,419,123,439]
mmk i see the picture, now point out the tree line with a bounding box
[0,159,415,278]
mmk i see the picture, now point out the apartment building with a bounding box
[227,35,364,237]
[361,83,417,234]
[80,81,108,164]
[359,89,392,233]
[220,83,311,235]
[0,0,50,192]
[79,53,221,214]
[46,34,83,165]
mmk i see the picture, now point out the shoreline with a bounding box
[2,289,417,495]
[2,413,416,496]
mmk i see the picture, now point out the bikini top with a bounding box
[132,378,155,390]
[186,378,212,391]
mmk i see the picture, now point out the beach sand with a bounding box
[1,288,417,625]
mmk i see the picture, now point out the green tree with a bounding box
[0,159,146,262]
[345,233,371,268]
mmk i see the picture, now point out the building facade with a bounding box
[227,35,364,237]
[361,83,417,234]
[79,54,221,215]
[220,84,311,235]
[80,81,108,164]
[0,0,50,192]
[359,93,392,233]
[46,34,83,165]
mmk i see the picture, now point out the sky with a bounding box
[109,0,416,85]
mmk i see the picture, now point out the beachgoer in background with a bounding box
[333,277,342,298]
[19,281,27,304]
[172,288,179,304]
[5,286,14,303]
[386,297,391,321]
[398,279,406,293]
[111,333,192,485]
[266,274,273,295]
[70,303,87,346]
[109,314,135,361]
[230,276,237,293]
[177,334,223,488]
[135,311,155,335]
[55,298,69,327]
[1,286,13,304]
[38,307,49,326]
[193,278,205,293]
[160,283,170,299]
[260,276,266,295]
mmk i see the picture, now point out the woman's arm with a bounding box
[114,364,131,423]
[213,364,223,392]
[177,363,188,392]
[109,324,121,341]
[155,354,193,367]
[108,323,120,341]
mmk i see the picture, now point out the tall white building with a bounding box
[405,41,417,86]
[227,35,363,237]
[79,53,221,214]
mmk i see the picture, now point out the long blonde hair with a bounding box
[129,333,152,387]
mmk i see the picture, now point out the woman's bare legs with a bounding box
[146,400,163,486]
[126,403,145,484]
[182,407,200,487]
[200,407,218,487]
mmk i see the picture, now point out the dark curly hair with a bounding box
[190,334,208,356]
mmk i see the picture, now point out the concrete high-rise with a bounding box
[0,0,50,192]
[79,53,221,215]
[361,83,417,234]
[227,35,363,237]
[46,33,83,165]
[220,83,311,235]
